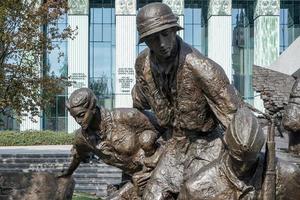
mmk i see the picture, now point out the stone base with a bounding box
[0,172,75,200]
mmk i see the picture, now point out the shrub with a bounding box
[0,130,75,146]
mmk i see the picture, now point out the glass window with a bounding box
[94,8,103,24]
[43,13,68,131]
[184,1,207,55]
[103,24,112,41]
[184,24,193,44]
[57,96,67,117]
[94,24,103,41]
[193,25,201,45]
[89,0,115,110]
[280,1,300,53]
[193,9,201,24]
[184,8,193,24]
[232,0,254,103]
[103,8,112,23]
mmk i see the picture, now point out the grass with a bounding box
[0,130,75,146]
[72,193,102,200]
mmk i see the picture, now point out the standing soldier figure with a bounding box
[132,2,241,199]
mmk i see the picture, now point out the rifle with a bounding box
[245,103,276,200]
[262,117,276,200]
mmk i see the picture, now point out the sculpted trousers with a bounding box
[142,129,223,200]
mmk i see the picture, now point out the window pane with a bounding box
[184,8,193,24]
[193,24,201,45]
[89,42,94,77]
[103,8,112,23]
[47,42,67,77]
[94,8,103,23]
[57,96,66,117]
[112,8,115,24]
[93,43,111,77]
[94,24,103,41]
[90,24,94,40]
[103,24,112,41]
[184,24,193,44]
[193,9,201,24]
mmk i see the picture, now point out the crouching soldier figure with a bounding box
[179,107,300,200]
[59,88,164,199]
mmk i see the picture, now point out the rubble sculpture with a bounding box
[0,172,75,200]
[253,65,300,154]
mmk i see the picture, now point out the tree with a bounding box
[0,0,76,122]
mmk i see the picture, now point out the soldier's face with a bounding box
[144,27,177,59]
[230,153,258,177]
[70,106,93,129]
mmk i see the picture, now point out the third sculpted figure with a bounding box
[132,3,241,199]
[179,108,300,200]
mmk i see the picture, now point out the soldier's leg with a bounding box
[143,139,187,200]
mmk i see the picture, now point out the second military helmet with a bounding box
[224,107,265,161]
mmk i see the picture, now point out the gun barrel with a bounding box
[263,117,276,200]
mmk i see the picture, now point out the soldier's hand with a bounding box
[132,171,152,192]
[56,170,71,179]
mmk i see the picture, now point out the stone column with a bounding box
[207,0,232,82]
[67,0,89,133]
[163,0,184,38]
[115,0,137,108]
[253,0,280,110]
[254,0,280,67]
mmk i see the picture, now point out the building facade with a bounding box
[18,0,300,133]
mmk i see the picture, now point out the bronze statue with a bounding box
[133,2,241,199]
[59,88,164,198]
[253,65,300,155]
[179,108,300,200]
[283,69,300,154]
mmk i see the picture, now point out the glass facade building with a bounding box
[184,0,208,55]
[12,0,300,132]
[232,0,254,103]
[89,0,116,109]
[43,14,68,131]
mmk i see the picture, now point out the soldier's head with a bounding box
[66,88,97,130]
[137,3,183,59]
[224,107,265,174]
[139,130,158,157]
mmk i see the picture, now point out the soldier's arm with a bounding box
[132,53,151,111]
[58,130,90,177]
[60,147,82,177]
[191,56,241,128]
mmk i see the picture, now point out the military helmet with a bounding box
[136,2,183,44]
[66,88,97,110]
[224,107,265,161]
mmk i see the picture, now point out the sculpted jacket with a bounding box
[179,153,300,200]
[132,36,241,133]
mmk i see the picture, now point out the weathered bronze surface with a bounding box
[253,65,300,155]
[179,108,300,200]
[62,3,300,200]
[62,88,164,198]
[283,69,300,154]
[133,2,241,199]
